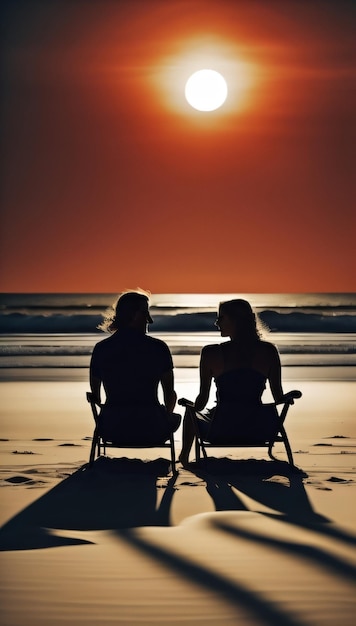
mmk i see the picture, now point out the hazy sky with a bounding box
[1,0,355,293]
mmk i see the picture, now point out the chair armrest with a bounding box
[86,392,102,407]
[275,390,302,406]
[178,398,195,408]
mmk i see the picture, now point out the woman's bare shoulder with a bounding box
[258,340,280,357]
[201,343,221,359]
[201,343,220,353]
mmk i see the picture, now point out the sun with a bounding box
[185,69,228,111]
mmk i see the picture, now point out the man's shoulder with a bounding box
[144,334,170,351]
[92,332,170,355]
[92,334,114,352]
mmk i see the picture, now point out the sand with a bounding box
[0,368,356,625]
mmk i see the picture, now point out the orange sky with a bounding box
[1,0,355,293]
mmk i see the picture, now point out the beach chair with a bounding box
[178,390,302,467]
[87,392,178,473]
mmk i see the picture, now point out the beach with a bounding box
[2,0,356,618]
[1,362,356,626]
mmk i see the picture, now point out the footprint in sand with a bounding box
[327,476,353,484]
[11,450,36,455]
[5,476,33,484]
[32,438,54,441]
[179,481,204,487]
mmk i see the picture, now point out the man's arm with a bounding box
[160,369,177,413]
[90,372,102,405]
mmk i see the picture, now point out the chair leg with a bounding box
[170,434,177,474]
[188,406,208,464]
[89,429,98,466]
[201,440,208,461]
[268,400,295,466]
[195,435,201,463]
[195,435,208,462]
[268,428,295,466]
[280,425,295,466]
[268,442,278,462]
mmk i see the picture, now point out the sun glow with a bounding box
[185,69,228,111]
[152,37,256,120]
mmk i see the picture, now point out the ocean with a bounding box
[0,293,355,381]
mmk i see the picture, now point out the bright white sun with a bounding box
[185,69,228,111]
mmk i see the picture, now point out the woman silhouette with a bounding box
[178,299,285,465]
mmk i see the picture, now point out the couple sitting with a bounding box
[90,290,286,465]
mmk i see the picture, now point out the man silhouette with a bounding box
[90,291,180,443]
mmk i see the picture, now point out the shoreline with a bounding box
[1,363,356,382]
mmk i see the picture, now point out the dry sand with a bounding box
[0,369,355,625]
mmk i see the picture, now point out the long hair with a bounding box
[219,299,265,343]
[98,289,151,332]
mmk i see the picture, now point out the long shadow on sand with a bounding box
[112,458,356,626]
[187,457,356,582]
[0,456,176,551]
[1,456,314,626]
[2,457,355,626]
[190,457,356,545]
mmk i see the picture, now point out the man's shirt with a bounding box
[90,328,173,407]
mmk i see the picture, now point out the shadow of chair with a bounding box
[0,456,177,552]
[189,457,314,519]
[87,392,178,474]
[188,458,356,584]
[187,456,356,550]
[179,391,302,467]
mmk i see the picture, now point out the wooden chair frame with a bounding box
[87,392,177,474]
[179,391,302,467]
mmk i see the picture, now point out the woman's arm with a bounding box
[267,344,284,402]
[194,346,214,411]
[89,347,102,404]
